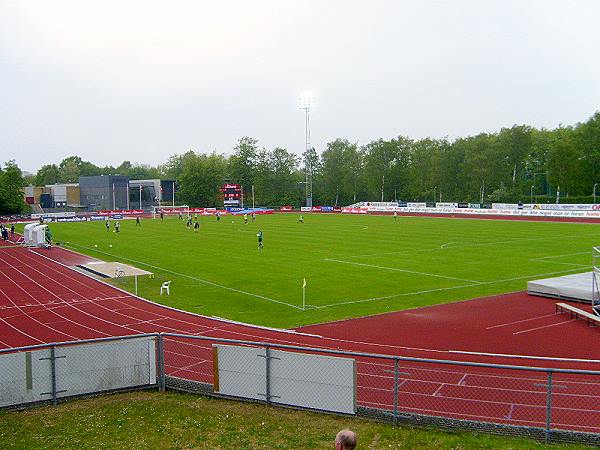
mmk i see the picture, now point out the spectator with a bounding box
[335,429,356,450]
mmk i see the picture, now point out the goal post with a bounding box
[152,205,189,219]
[593,246,600,316]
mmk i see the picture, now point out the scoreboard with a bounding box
[221,183,242,207]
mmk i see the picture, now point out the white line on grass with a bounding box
[531,251,591,260]
[340,235,593,260]
[528,259,589,268]
[323,258,483,283]
[312,267,589,309]
[64,243,304,310]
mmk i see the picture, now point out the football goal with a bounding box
[152,205,190,219]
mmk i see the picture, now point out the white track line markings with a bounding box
[5,250,196,336]
[449,351,600,364]
[29,250,278,335]
[485,312,560,330]
[512,320,575,335]
[0,262,116,338]
[0,269,80,341]
[168,359,210,376]
[0,295,133,311]
[65,243,303,310]
[323,258,483,283]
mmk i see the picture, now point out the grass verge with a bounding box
[0,390,591,449]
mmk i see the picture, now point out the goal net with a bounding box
[152,205,190,219]
[593,246,600,316]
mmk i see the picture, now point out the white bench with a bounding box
[556,302,600,327]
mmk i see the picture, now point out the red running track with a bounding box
[1,241,599,433]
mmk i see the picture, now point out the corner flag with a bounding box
[302,278,307,310]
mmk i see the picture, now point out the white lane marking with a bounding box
[449,350,600,364]
[323,258,482,283]
[512,320,575,335]
[485,313,559,330]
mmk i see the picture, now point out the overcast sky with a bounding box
[1,0,599,173]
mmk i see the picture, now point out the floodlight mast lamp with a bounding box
[299,92,315,208]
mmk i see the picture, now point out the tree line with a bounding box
[3,111,600,213]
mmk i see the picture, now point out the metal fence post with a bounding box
[49,346,58,406]
[545,370,553,443]
[393,358,399,425]
[265,344,271,404]
[157,334,165,391]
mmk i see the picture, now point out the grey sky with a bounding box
[1,0,599,173]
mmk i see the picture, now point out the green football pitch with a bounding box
[40,214,600,328]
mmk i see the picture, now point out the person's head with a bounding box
[335,429,356,450]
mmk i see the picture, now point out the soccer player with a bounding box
[257,229,263,250]
[244,213,248,225]
[298,215,304,223]
[216,212,221,222]
[10,223,14,238]
[251,213,256,223]
[115,221,120,233]
[105,219,110,232]
[186,216,192,229]
[136,216,141,226]
[160,211,164,221]
[393,211,397,222]
[178,212,183,220]
[193,220,200,232]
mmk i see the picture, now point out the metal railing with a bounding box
[2,332,600,445]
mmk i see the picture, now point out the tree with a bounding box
[35,164,60,186]
[178,153,228,207]
[228,137,259,192]
[363,139,398,201]
[321,139,348,206]
[0,160,27,214]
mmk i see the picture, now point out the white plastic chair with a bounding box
[115,266,125,277]
[160,281,171,296]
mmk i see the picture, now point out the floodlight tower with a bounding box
[299,91,315,208]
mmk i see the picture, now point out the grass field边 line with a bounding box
[27,213,600,328]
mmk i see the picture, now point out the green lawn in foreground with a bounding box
[38,214,600,328]
[0,391,588,449]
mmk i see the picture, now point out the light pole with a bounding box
[594,183,598,204]
[299,91,315,208]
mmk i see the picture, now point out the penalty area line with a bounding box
[63,243,304,310]
[313,266,589,309]
[323,258,482,283]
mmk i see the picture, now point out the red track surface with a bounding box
[1,241,599,433]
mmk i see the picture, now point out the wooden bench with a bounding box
[556,302,600,327]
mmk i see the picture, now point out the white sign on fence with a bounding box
[0,337,157,408]
[213,344,356,414]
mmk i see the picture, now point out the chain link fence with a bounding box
[0,334,159,408]
[2,332,600,445]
